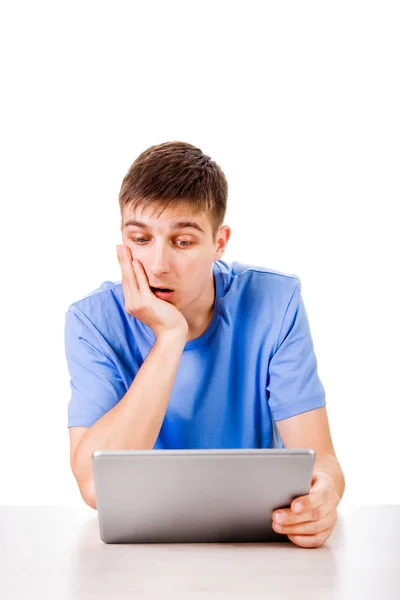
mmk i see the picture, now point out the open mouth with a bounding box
[150,287,173,293]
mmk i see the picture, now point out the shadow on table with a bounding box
[65,513,342,599]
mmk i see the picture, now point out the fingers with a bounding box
[275,472,336,526]
[131,256,151,294]
[274,501,332,527]
[287,526,334,549]
[117,245,139,294]
[272,479,336,526]
[272,508,337,536]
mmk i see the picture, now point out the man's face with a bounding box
[120,202,230,310]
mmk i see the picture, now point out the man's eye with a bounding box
[130,238,192,248]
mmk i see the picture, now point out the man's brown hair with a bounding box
[118,141,228,242]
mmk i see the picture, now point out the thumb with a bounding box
[309,471,330,494]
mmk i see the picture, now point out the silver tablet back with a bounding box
[92,448,315,544]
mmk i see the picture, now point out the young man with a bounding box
[65,141,345,548]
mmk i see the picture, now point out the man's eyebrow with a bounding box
[123,219,206,235]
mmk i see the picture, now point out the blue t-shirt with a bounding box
[64,259,326,449]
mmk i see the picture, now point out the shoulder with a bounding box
[65,279,124,340]
[215,259,301,303]
[68,279,122,312]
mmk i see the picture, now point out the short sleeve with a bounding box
[266,281,326,422]
[64,308,126,427]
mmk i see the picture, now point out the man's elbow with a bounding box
[70,450,97,509]
[80,480,97,510]
[84,491,97,510]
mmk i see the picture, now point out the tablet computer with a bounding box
[92,448,315,544]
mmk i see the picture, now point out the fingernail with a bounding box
[275,512,284,523]
[293,502,302,513]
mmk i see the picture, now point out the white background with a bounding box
[0,1,398,506]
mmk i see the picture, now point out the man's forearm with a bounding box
[72,329,187,498]
[313,453,346,500]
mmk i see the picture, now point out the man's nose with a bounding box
[148,243,171,275]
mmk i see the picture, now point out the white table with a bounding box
[0,505,399,599]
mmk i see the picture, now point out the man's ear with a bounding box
[215,225,231,259]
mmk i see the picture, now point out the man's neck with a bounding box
[186,308,215,342]
[184,274,216,342]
